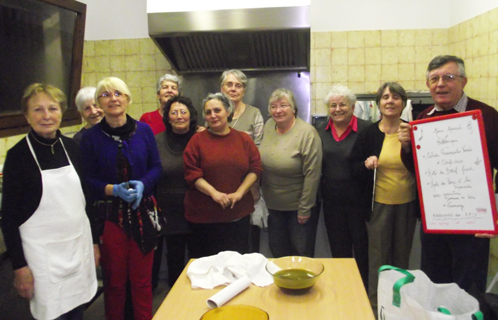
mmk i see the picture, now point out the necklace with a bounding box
[231,116,240,129]
[29,133,60,154]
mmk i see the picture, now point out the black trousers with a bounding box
[188,215,251,258]
[421,231,489,293]
[322,201,369,289]
[151,233,194,288]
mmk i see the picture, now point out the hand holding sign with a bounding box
[410,110,498,235]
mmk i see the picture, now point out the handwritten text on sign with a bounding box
[412,112,495,232]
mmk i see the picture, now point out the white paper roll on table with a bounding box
[206,276,251,308]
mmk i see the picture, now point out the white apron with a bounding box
[19,137,97,320]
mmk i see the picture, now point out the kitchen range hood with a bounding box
[148,5,310,73]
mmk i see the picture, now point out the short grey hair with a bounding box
[324,84,356,107]
[202,92,234,122]
[156,74,182,93]
[268,88,298,116]
[426,55,466,78]
[75,87,96,112]
[220,69,248,88]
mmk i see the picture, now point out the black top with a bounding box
[155,130,195,235]
[72,127,87,145]
[317,118,371,205]
[349,121,392,215]
[0,130,96,270]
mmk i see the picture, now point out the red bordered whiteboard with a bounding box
[410,109,498,234]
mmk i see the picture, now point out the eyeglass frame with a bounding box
[328,102,351,110]
[97,90,126,99]
[223,81,244,90]
[270,104,292,111]
[427,74,464,85]
[169,109,189,116]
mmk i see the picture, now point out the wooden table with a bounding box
[153,258,375,320]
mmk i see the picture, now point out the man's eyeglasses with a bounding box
[427,74,463,85]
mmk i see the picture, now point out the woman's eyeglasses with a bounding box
[270,104,291,111]
[224,82,244,89]
[170,110,188,116]
[98,91,125,99]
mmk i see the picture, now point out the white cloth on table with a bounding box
[187,251,274,289]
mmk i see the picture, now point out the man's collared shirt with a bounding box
[325,115,358,142]
[426,93,470,202]
[427,93,468,115]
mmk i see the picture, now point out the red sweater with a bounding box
[183,129,263,223]
[139,110,165,135]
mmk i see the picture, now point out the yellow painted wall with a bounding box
[311,6,498,114]
[79,38,174,121]
[310,28,448,114]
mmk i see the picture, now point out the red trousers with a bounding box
[100,221,154,320]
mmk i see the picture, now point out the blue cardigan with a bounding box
[79,119,162,202]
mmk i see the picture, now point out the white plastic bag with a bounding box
[378,265,483,320]
[250,197,269,229]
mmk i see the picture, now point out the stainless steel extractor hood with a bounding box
[148,5,310,73]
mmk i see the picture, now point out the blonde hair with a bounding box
[95,77,132,105]
[21,83,67,114]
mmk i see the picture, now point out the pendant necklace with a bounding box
[30,133,60,154]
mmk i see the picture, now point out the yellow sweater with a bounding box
[375,133,416,204]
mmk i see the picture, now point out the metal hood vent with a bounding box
[148,5,310,73]
[153,30,309,73]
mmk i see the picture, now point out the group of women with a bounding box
[1,68,417,319]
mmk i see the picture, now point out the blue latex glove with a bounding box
[129,180,144,210]
[112,182,137,203]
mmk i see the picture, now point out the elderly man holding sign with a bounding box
[398,55,498,293]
